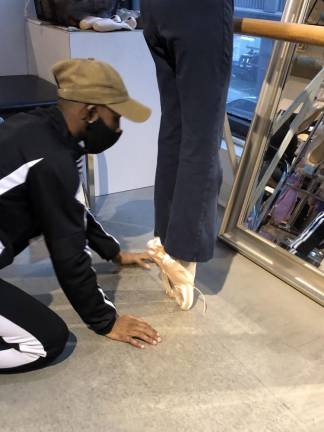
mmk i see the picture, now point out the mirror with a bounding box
[220,0,324,306]
[243,68,324,271]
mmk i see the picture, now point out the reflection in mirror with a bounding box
[243,51,324,271]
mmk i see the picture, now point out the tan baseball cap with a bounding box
[52,58,151,123]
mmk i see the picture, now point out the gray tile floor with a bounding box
[1,187,324,432]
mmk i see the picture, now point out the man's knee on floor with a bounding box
[44,316,69,360]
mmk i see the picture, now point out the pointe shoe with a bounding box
[111,15,122,23]
[147,239,206,312]
[123,16,137,30]
[160,255,195,311]
[147,238,175,298]
[79,16,102,30]
[113,15,137,30]
[147,237,162,251]
[147,237,164,266]
[303,124,324,174]
[80,14,134,32]
[306,143,324,166]
[93,17,133,32]
[147,238,195,309]
[297,102,324,134]
[174,284,194,311]
[161,271,176,299]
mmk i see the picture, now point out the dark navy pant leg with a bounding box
[142,0,233,262]
[143,32,182,243]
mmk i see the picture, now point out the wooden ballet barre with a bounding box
[234,18,324,47]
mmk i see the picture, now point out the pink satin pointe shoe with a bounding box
[147,238,175,299]
[147,238,195,311]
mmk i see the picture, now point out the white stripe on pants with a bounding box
[0,314,47,369]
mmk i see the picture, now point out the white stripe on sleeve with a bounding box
[0,159,43,196]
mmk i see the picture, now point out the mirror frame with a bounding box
[219,0,324,306]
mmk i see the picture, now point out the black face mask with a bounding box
[83,118,122,154]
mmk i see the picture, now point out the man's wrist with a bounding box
[94,312,118,336]
[112,251,122,264]
[105,314,119,337]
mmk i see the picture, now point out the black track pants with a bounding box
[0,279,69,373]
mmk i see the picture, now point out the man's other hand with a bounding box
[106,315,162,349]
[114,251,152,269]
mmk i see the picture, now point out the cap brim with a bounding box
[107,98,151,123]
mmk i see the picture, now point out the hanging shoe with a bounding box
[306,144,324,166]
[303,123,324,174]
[297,100,324,134]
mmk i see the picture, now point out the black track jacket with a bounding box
[0,107,119,334]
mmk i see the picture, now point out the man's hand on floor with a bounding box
[106,315,162,349]
[113,251,153,269]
